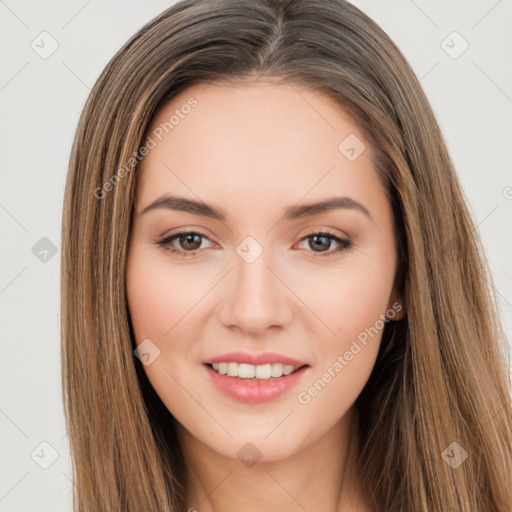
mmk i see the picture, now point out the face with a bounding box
[126,79,403,462]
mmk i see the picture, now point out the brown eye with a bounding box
[177,233,203,251]
[297,230,352,258]
[307,234,333,252]
[156,231,214,257]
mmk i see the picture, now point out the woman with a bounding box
[60,0,512,510]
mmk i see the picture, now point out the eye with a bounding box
[296,230,352,258]
[155,229,352,258]
[155,230,216,258]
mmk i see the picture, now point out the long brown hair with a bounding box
[60,1,512,510]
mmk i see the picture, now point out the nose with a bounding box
[217,247,294,335]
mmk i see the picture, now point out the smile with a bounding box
[204,362,309,403]
[209,362,301,380]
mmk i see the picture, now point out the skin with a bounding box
[126,79,405,512]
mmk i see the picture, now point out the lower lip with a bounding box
[204,364,309,404]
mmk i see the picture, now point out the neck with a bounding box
[176,406,371,512]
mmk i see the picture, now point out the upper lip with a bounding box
[203,351,308,367]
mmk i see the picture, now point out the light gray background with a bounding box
[1,1,511,510]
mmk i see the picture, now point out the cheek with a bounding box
[126,247,204,423]
[126,246,210,342]
[295,290,388,420]
[293,251,395,406]
[126,244,218,376]
[294,252,395,345]
[126,254,167,341]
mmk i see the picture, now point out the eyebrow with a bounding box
[140,194,372,222]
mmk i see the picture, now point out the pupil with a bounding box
[311,235,330,252]
[182,234,201,250]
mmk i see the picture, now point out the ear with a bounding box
[386,280,405,321]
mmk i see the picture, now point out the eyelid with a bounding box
[298,225,349,240]
[157,225,216,241]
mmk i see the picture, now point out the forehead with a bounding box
[146,79,364,157]
[135,80,386,220]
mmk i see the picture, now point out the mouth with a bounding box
[203,361,310,403]
[205,362,307,380]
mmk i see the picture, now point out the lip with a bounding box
[204,365,309,403]
[203,351,308,367]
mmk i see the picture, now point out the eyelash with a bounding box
[155,229,352,259]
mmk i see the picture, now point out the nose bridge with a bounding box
[220,237,293,331]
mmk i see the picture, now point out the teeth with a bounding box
[239,364,255,378]
[227,362,238,377]
[209,362,299,379]
[255,364,271,379]
[271,363,283,377]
